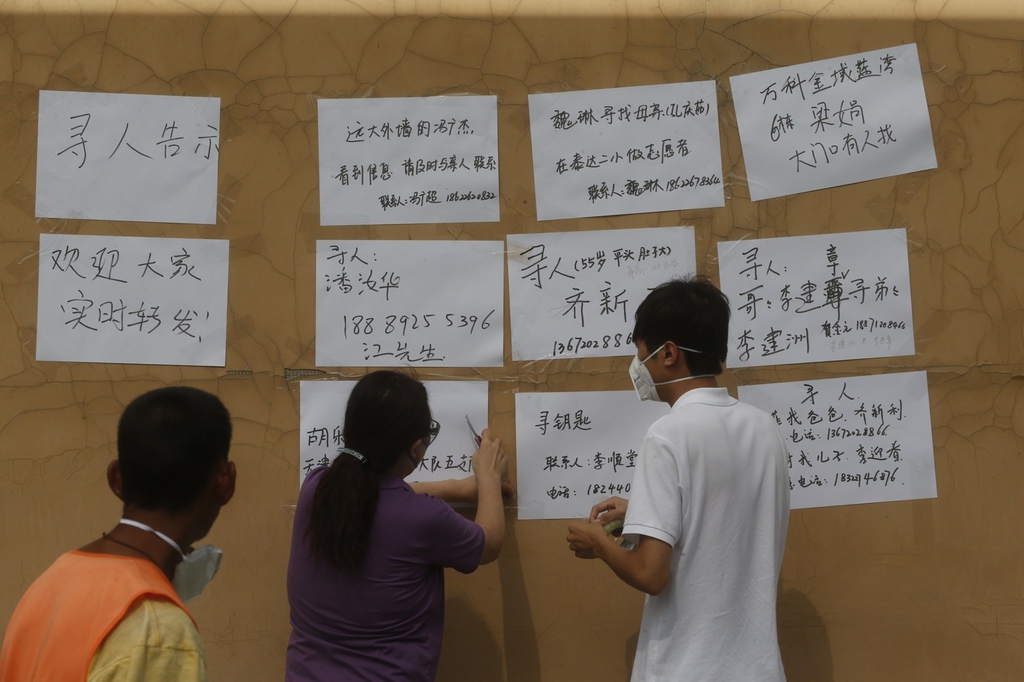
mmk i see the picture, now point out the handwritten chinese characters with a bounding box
[515,391,668,520]
[739,372,935,509]
[528,82,724,220]
[316,240,504,367]
[507,227,697,361]
[36,91,220,224]
[299,379,488,487]
[730,44,936,201]
[718,229,914,368]
[36,234,228,366]
[318,96,499,226]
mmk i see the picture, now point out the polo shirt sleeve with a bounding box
[415,496,486,574]
[622,432,685,548]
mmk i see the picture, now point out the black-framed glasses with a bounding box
[423,420,441,446]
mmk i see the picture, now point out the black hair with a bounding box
[117,386,232,513]
[306,371,432,571]
[632,276,730,376]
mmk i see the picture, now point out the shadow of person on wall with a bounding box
[778,589,834,682]
[498,519,542,682]
[435,596,504,682]
[435,515,543,682]
[624,628,639,677]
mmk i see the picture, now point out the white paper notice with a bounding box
[718,229,914,368]
[507,227,697,361]
[299,379,488,488]
[316,240,504,367]
[730,43,937,201]
[318,96,499,225]
[37,234,228,366]
[739,372,936,509]
[528,82,724,220]
[36,91,220,224]
[515,391,669,520]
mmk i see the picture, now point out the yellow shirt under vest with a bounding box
[88,597,207,682]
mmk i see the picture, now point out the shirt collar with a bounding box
[671,386,735,411]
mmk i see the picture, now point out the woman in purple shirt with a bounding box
[286,371,508,681]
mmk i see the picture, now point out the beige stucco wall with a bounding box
[1,0,1023,679]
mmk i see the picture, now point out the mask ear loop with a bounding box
[102,532,161,566]
[652,374,716,387]
[119,518,186,559]
[643,341,706,364]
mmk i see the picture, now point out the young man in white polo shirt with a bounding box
[567,276,790,681]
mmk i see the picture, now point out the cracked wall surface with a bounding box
[1,0,1024,679]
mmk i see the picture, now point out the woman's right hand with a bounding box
[472,428,509,565]
[471,428,507,484]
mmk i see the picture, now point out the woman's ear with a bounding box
[410,439,426,464]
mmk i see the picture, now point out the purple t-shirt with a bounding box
[286,466,485,681]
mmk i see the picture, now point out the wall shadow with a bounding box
[778,589,834,682]
[436,596,504,682]
[624,628,639,676]
[498,516,542,682]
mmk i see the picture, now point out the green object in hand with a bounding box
[603,519,624,535]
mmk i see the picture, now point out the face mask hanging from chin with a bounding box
[119,518,223,603]
[171,544,223,603]
[628,343,714,402]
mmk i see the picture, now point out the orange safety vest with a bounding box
[0,550,193,682]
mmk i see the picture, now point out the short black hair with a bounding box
[632,276,730,375]
[117,386,232,513]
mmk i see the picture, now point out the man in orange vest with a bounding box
[0,386,237,682]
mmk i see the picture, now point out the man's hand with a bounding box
[566,519,610,559]
[589,496,629,524]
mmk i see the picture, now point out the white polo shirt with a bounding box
[622,387,790,682]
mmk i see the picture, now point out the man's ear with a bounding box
[661,341,680,366]
[107,460,124,501]
[661,341,691,374]
[214,460,236,506]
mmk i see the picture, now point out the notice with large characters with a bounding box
[36,91,220,224]
[37,233,228,366]
[730,44,936,201]
[515,390,669,520]
[507,226,696,361]
[718,229,914,368]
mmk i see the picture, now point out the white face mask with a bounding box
[119,518,223,603]
[171,544,223,603]
[629,343,713,402]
